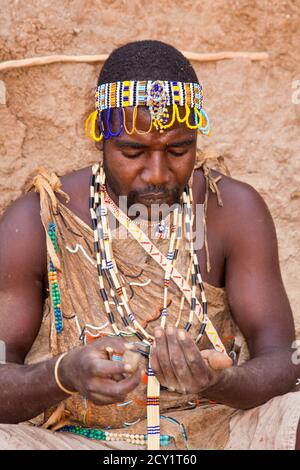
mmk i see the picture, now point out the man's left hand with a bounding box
[150,326,233,394]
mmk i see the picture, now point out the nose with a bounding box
[141,150,170,187]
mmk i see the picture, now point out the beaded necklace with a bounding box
[89,162,225,449]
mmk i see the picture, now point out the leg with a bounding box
[226,392,300,450]
[0,423,144,450]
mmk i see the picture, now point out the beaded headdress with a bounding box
[85,80,210,141]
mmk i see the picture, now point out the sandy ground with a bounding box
[0,0,299,334]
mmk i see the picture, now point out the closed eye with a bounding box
[168,149,188,157]
[122,150,144,158]
[115,137,196,158]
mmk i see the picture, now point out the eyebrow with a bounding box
[114,137,196,149]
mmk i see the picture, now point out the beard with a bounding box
[103,154,183,217]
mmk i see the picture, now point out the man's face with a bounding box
[100,106,197,219]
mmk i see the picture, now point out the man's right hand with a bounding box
[58,337,143,406]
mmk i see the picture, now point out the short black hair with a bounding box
[98,40,199,86]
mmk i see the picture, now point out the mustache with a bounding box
[126,186,182,209]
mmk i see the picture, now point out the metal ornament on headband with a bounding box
[85,80,210,141]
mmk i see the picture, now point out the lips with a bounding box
[138,193,170,204]
[139,193,166,199]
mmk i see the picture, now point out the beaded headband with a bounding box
[85,80,210,142]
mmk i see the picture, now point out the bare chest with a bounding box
[48,171,226,290]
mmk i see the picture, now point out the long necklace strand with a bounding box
[102,187,225,352]
[89,162,225,450]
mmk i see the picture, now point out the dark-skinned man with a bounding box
[0,40,299,450]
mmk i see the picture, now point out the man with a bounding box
[0,40,299,450]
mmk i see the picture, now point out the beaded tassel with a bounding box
[48,222,63,333]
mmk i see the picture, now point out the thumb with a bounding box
[200,349,233,370]
[93,336,131,356]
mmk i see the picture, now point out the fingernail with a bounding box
[168,386,175,392]
[178,330,186,340]
[106,346,114,353]
[124,363,133,372]
[125,343,134,350]
[166,326,174,335]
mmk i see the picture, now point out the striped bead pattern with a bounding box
[48,222,63,333]
[96,80,203,112]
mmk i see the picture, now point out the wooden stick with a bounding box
[182,50,269,62]
[0,51,269,72]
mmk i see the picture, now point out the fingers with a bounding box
[88,337,137,378]
[200,349,233,370]
[150,344,168,387]
[164,326,194,393]
[86,368,143,403]
[151,327,224,394]
[93,336,131,356]
[178,330,218,390]
[176,328,213,391]
[151,327,178,391]
[89,357,134,378]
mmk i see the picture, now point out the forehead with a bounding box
[110,106,197,144]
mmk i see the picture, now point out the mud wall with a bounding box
[0,0,299,333]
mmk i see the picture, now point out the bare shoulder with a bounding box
[209,169,276,252]
[57,165,92,224]
[0,191,47,282]
[59,165,92,201]
[0,164,92,282]
[195,166,268,212]
[210,168,272,216]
